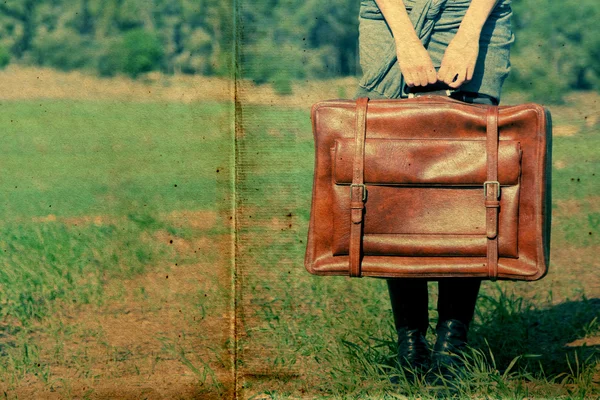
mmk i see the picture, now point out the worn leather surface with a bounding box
[304,95,552,280]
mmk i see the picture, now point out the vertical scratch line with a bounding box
[232,0,241,397]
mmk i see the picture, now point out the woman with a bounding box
[354,0,514,380]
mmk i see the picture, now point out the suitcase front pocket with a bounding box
[331,138,522,258]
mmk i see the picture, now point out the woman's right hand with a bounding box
[395,38,437,87]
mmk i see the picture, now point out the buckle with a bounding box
[350,184,368,201]
[483,181,500,199]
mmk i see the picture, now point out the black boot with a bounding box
[427,319,469,386]
[397,327,430,371]
[427,279,480,388]
[387,279,430,379]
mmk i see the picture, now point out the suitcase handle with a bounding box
[405,82,458,98]
[408,89,454,98]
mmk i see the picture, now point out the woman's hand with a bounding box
[396,38,437,87]
[437,32,480,88]
[371,0,437,87]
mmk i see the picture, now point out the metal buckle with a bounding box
[350,184,368,201]
[483,181,500,199]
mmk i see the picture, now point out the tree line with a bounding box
[0,0,233,77]
[0,0,597,102]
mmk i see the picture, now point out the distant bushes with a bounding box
[98,29,164,78]
[32,31,95,71]
[242,40,307,95]
[31,28,164,79]
[504,0,600,103]
[171,27,216,75]
[0,46,9,70]
[0,0,232,79]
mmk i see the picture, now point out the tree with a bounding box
[98,29,164,78]
[76,0,95,36]
[0,0,38,58]
[506,0,600,102]
[238,0,359,88]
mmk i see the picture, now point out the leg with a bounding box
[387,278,429,333]
[387,279,430,372]
[429,278,482,385]
[437,278,482,328]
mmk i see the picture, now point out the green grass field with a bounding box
[0,91,598,399]
[0,100,235,398]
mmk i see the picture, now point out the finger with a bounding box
[426,66,437,84]
[440,66,457,85]
[419,64,435,86]
[404,72,416,87]
[409,68,423,86]
[420,68,432,86]
[437,64,447,82]
[437,68,446,82]
[449,70,466,88]
[440,69,456,86]
[465,65,474,82]
[415,69,428,86]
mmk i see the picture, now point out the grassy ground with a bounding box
[235,91,600,399]
[0,99,235,398]
[0,67,597,398]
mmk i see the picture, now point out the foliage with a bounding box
[0,45,10,69]
[32,29,96,71]
[0,0,598,97]
[0,0,234,78]
[505,0,600,102]
[238,0,359,83]
[98,29,164,78]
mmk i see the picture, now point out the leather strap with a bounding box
[485,106,500,280]
[349,97,369,277]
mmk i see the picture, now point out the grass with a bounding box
[0,84,597,398]
[0,99,235,398]
[0,100,231,218]
[0,99,232,316]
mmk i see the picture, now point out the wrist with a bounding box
[455,25,482,42]
[394,33,422,48]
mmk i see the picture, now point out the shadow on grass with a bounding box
[471,291,600,376]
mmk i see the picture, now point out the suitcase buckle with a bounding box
[350,184,368,201]
[483,181,500,199]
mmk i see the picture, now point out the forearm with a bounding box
[437,0,501,87]
[373,0,421,45]
[456,0,501,40]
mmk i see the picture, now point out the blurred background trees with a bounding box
[0,0,233,78]
[505,0,600,103]
[0,0,597,102]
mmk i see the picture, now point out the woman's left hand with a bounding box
[437,32,480,88]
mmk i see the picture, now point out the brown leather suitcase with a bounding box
[304,96,552,280]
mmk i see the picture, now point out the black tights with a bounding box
[387,279,482,333]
